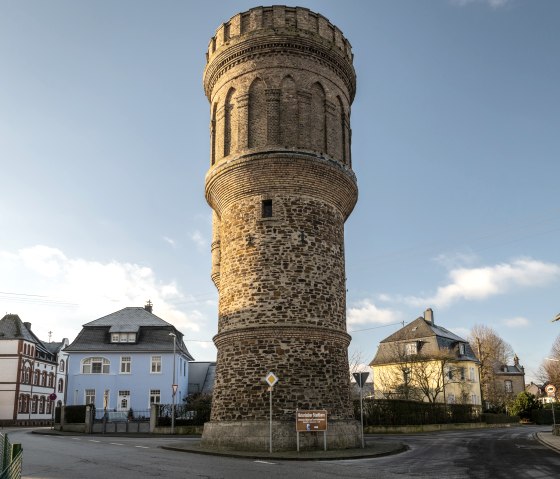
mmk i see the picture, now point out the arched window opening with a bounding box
[224,88,237,156]
[310,83,326,152]
[82,357,110,374]
[211,103,218,165]
[280,76,297,147]
[248,79,267,148]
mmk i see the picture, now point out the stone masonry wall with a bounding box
[203,6,358,437]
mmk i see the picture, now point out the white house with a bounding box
[65,303,194,415]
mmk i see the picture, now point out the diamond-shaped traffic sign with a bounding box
[265,371,278,387]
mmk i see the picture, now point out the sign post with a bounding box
[49,393,57,429]
[265,372,278,453]
[353,372,370,448]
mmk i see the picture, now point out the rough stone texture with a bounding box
[202,6,359,451]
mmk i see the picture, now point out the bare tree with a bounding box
[538,335,560,389]
[372,343,423,401]
[372,344,467,403]
[411,351,459,404]
[468,324,514,408]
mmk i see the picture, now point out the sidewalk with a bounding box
[535,431,560,453]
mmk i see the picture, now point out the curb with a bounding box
[160,442,409,461]
[535,432,560,454]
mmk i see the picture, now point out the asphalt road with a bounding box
[4,425,560,478]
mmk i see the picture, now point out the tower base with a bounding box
[201,419,361,452]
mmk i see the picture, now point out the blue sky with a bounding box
[1,0,558,383]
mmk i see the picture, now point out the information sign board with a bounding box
[296,410,328,432]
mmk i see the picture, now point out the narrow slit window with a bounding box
[262,199,273,218]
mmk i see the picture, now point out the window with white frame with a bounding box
[151,356,162,373]
[471,394,478,404]
[82,357,110,374]
[58,378,64,393]
[470,367,475,382]
[111,333,136,343]
[149,389,161,405]
[120,356,131,374]
[460,367,465,381]
[85,389,96,405]
[405,342,417,356]
[505,380,513,393]
[447,393,456,404]
[459,343,465,355]
[59,360,65,372]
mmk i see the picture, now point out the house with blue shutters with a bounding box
[65,302,193,414]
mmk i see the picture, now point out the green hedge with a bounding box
[64,405,89,424]
[355,399,482,426]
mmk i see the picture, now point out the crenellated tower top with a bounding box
[204,5,356,102]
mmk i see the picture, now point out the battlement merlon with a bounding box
[206,6,354,64]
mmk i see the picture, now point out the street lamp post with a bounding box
[169,332,177,435]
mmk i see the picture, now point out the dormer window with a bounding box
[459,343,465,355]
[405,342,417,356]
[111,332,136,343]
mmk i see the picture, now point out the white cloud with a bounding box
[163,236,176,248]
[433,251,478,269]
[347,300,402,326]
[405,258,560,309]
[503,316,530,328]
[190,230,208,251]
[0,245,206,342]
[450,0,511,8]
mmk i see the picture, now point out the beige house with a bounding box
[370,309,482,405]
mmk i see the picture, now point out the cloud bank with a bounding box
[0,245,203,342]
[406,258,560,309]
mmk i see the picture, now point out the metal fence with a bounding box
[156,401,210,427]
[0,433,23,479]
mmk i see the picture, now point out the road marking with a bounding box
[254,460,276,465]
[89,440,101,443]
[71,438,81,440]
[110,442,124,446]
[135,446,149,449]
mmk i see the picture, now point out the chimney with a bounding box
[144,300,153,313]
[23,322,32,331]
[424,308,434,325]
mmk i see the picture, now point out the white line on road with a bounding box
[254,460,276,465]
[89,440,100,443]
[135,446,149,449]
[110,442,124,446]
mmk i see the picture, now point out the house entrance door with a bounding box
[117,390,130,411]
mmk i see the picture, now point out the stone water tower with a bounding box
[202,6,359,450]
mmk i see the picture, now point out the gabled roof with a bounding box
[370,315,478,365]
[0,314,36,341]
[83,307,173,328]
[0,314,57,360]
[380,316,464,344]
[66,307,194,360]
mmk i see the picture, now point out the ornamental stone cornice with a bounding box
[205,149,358,220]
[203,32,356,102]
[213,324,352,348]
